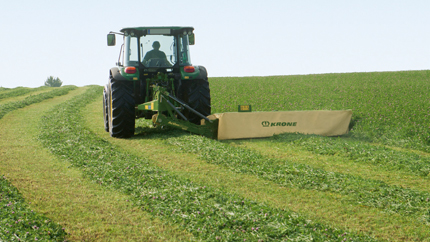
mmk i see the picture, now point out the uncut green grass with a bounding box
[210,70,430,152]
[38,86,376,241]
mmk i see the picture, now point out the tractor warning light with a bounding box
[184,66,195,73]
[125,67,137,74]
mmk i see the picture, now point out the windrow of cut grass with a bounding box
[166,135,430,224]
[0,176,67,241]
[0,86,49,100]
[0,89,54,106]
[272,134,430,177]
[0,86,194,241]
[210,70,430,152]
[236,136,430,195]
[0,85,79,240]
[37,86,376,241]
[82,100,428,241]
[0,85,77,120]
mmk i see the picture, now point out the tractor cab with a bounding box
[108,27,194,72]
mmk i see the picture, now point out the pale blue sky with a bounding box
[0,0,429,88]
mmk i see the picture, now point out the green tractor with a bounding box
[104,26,215,138]
[104,26,353,140]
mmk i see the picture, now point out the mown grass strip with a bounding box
[0,176,67,241]
[38,86,376,241]
[272,134,430,177]
[239,137,430,195]
[0,88,58,106]
[82,101,429,241]
[0,86,192,241]
[0,86,49,100]
[166,135,430,223]
[0,86,77,120]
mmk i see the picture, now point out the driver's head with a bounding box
[152,41,161,50]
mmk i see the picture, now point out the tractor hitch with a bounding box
[137,86,218,139]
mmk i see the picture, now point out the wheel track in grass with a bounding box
[60,87,380,241]
[83,95,429,241]
[0,86,192,241]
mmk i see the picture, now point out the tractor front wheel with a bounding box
[108,80,135,138]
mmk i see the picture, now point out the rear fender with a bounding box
[110,67,128,81]
[181,65,208,81]
[195,66,208,80]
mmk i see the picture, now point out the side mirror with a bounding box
[107,34,116,46]
[189,33,195,45]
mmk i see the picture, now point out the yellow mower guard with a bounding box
[203,110,352,140]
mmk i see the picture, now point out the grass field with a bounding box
[0,70,429,241]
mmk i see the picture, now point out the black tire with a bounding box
[103,86,109,132]
[185,79,211,124]
[108,80,135,138]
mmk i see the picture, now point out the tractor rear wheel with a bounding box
[103,86,109,132]
[108,80,135,138]
[185,79,211,124]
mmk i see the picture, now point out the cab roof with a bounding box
[120,26,194,36]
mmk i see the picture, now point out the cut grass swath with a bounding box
[38,86,376,241]
[0,85,77,120]
[0,176,67,241]
[166,135,430,223]
[0,86,195,241]
[273,134,430,177]
[0,86,49,100]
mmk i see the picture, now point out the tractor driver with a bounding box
[143,41,171,66]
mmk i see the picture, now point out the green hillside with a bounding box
[1,70,429,241]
